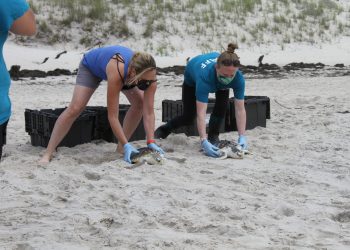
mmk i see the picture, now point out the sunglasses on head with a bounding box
[221,59,240,67]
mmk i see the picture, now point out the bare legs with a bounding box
[39,85,144,162]
[117,87,144,153]
[39,85,95,163]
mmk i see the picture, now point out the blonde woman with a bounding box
[39,45,164,164]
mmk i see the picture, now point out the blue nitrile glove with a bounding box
[123,143,139,164]
[201,139,221,158]
[238,135,248,150]
[147,143,165,155]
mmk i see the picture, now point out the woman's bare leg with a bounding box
[39,85,95,163]
[117,87,144,153]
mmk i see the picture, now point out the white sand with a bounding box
[4,38,350,72]
[0,66,349,249]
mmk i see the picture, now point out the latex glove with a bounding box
[147,143,165,155]
[123,143,139,164]
[238,135,248,150]
[201,139,221,158]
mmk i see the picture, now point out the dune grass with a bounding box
[25,0,350,54]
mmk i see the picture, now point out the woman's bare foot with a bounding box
[116,143,124,155]
[38,152,52,164]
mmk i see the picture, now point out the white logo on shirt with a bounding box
[200,58,217,69]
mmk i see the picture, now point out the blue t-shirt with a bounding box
[0,0,29,125]
[82,45,134,81]
[184,52,245,103]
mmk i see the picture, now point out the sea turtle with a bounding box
[126,147,164,169]
[214,140,251,159]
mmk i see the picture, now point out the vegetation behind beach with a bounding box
[13,0,350,55]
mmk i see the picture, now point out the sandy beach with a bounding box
[0,66,349,249]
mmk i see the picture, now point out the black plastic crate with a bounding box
[25,109,45,134]
[161,98,228,136]
[25,108,96,147]
[85,106,111,141]
[227,96,270,131]
[243,95,270,119]
[86,105,145,143]
[162,100,183,123]
[29,133,50,148]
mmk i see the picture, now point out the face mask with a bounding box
[217,71,236,85]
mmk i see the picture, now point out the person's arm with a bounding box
[143,82,157,141]
[195,81,210,140]
[106,59,128,146]
[10,9,36,36]
[234,99,246,136]
[197,99,220,158]
[143,82,164,154]
[232,73,248,149]
[196,101,208,140]
[194,80,220,157]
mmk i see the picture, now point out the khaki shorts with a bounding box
[75,61,136,91]
[76,61,102,89]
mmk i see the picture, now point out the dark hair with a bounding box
[217,43,240,67]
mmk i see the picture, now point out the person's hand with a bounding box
[123,143,139,164]
[147,143,165,155]
[238,135,248,150]
[201,139,221,158]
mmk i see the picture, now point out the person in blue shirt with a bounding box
[0,0,36,162]
[155,43,247,158]
[39,46,164,164]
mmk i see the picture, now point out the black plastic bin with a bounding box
[161,96,270,136]
[25,108,96,147]
[85,105,145,143]
[161,98,228,136]
[25,105,146,147]
[227,96,270,131]
[85,106,112,141]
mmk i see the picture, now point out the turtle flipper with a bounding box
[227,149,244,159]
[217,148,229,159]
[241,149,252,155]
[125,159,147,169]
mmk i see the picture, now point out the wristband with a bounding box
[147,139,155,145]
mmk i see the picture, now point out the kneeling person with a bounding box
[155,43,247,158]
